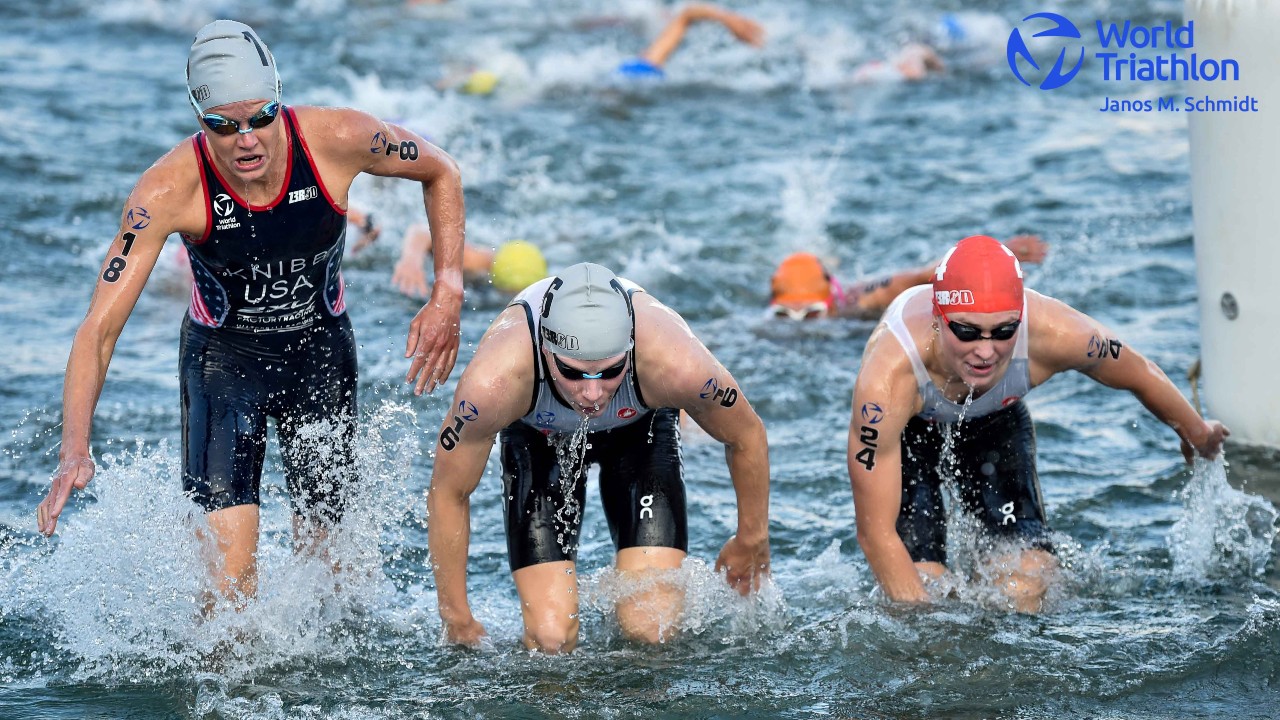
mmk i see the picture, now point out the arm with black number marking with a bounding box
[1028,291,1229,462]
[361,116,466,396]
[847,323,930,603]
[427,412,495,647]
[38,144,201,536]
[427,308,532,645]
[297,106,466,396]
[635,296,771,595]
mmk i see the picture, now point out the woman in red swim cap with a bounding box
[847,234,1228,613]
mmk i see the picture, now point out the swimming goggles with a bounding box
[941,314,1021,342]
[769,302,829,321]
[552,354,628,381]
[199,100,281,136]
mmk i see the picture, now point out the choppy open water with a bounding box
[2,0,1278,717]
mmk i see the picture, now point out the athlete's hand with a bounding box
[1182,419,1230,462]
[391,253,430,299]
[36,455,95,536]
[715,533,770,596]
[443,615,489,648]
[1004,235,1048,264]
[347,208,381,254]
[405,286,462,395]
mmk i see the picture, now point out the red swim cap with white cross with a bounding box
[932,235,1024,314]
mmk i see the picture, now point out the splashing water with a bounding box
[0,400,424,684]
[582,557,786,643]
[914,394,1070,610]
[2,441,205,680]
[778,153,842,260]
[549,414,593,555]
[1168,456,1277,581]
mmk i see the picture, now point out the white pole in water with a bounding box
[1185,0,1280,448]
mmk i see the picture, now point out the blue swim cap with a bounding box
[939,13,967,42]
[614,58,666,81]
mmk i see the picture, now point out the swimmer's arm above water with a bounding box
[1028,292,1229,462]
[847,326,932,603]
[391,224,498,300]
[427,309,533,646]
[38,147,201,536]
[640,3,765,68]
[391,225,434,300]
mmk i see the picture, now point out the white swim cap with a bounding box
[187,20,281,114]
[539,262,634,361]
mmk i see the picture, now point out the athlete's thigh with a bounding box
[180,320,269,511]
[513,560,580,615]
[596,409,688,553]
[500,421,589,571]
[898,416,948,563]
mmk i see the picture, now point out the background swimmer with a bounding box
[389,224,547,299]
[768,235,1047,320]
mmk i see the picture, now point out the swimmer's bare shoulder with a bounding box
[131,139,209,238]
[632,293,707,387]
[454,305,536,430]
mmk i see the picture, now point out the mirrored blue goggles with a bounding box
[200,100,281,136]
[553,354,628,381]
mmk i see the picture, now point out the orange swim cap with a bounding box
[770,253,833,306]
[932,235,1024,314]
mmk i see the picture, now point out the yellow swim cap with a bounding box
[461,70,499,95]
[491,240,547,292]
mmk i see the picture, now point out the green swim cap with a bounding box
[461,70,499,95]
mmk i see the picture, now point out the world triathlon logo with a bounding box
[1007,12,1086,90]
[213,193,236,218]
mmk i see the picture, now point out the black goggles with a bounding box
[200,100,281,136]
[552,354,628,381]
[946,318,1021,342]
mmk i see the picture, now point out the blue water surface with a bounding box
[1,0,1277,718]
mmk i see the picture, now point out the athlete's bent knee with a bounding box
[617,609,677,645]
[523,618,579,654]
[994,548,1057,613]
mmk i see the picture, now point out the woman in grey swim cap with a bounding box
[184,20,286,183]
[37,19,469,614]
[425,261,772,652]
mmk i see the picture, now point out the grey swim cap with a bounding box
[186,20,281,114]
[540,263,634,361]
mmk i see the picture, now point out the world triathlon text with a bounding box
[1094,20,1239,82]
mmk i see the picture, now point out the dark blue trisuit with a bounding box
[179,107,355,522]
